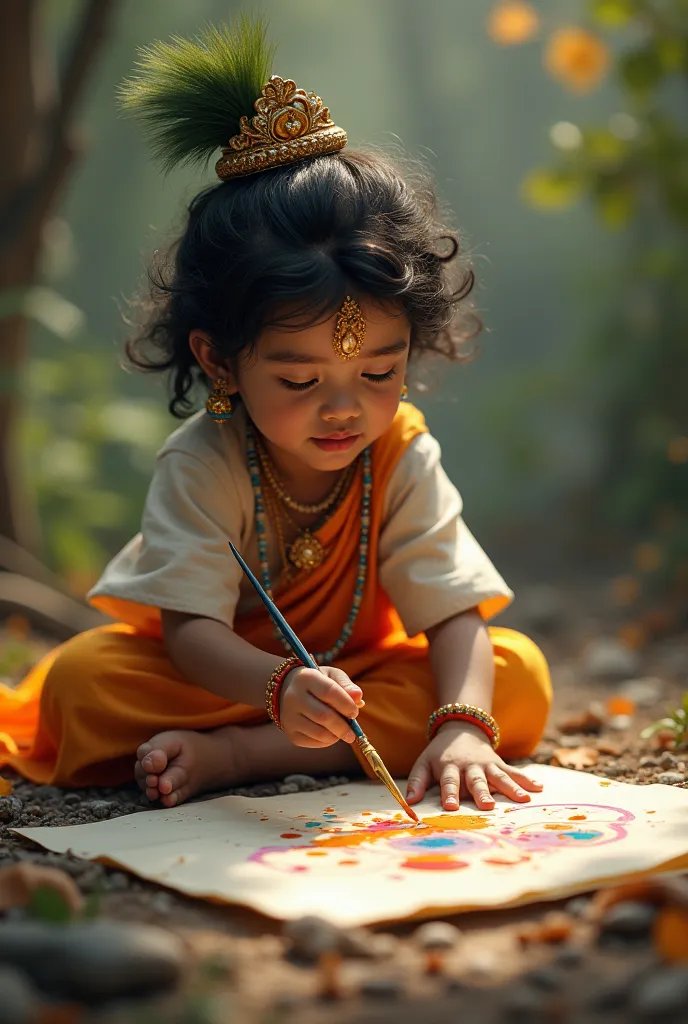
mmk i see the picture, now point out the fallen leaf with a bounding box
[0,776,13,796]
[0,863,83,915]
[559,709,604,735]
[654,906,688,964]
[551,747,599,770]
[597,741,623,756]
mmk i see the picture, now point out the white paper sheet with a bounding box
[13,765,688,926]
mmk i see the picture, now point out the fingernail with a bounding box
[356,699,366,707]
[407,786,416,798]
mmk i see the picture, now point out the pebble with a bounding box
[107,871,130,891]
[0,797,22,823]
[565,897,590,918]
[0,920,185,1001]
[639,756,659,768]
[26,805,43,817]
[283,774,318,790]
[360,977,402,1000]
[63,792,81,806]
[413,921,461,950]
[524,966,563,992]
[600,901,657,939]
[660,752,678,769]
[150,891,174,914]
[658,772,685,786]
[283,916,340,961]
[582,637,640,681]
[632,967,688,1018]
[502,985,547,1022]
[555,945,584,968]
[88,800,114,820]
[0,965,40,1024]
[32,785,62,801]
[600,764,625,777]
[608,714,633,731]
[278,782,300,795]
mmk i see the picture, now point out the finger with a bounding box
[308,673,361,718]
[440,764,462,810]
[289,731,333,749]
[406,757,431,804]
[324,667,365,707]
[502,767,543,792]
[294,714,345,747]
[301,693,357,741]
[485,764,531,802]
[464,765,495,810]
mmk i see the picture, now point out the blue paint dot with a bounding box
[305,822,321,828]
[415,837,456,849]
[322,813,337,819]
[564,830,602,841]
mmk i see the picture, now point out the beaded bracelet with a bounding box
[427,703,501,749]
[266,656,304,729]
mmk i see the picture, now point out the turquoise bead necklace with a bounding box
[245,423,372,665]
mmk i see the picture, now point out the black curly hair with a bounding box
[124,148,481,418]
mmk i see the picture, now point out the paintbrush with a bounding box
[228,541,419,824]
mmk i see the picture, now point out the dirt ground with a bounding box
[1,577,687,1022]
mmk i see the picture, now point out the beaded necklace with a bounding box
[245,423,372,665]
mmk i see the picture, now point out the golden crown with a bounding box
[215,76,347,180]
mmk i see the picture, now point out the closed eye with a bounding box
[280,378,319,391]
[363,369,398,383]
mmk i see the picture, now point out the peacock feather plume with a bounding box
[117,17,276,173]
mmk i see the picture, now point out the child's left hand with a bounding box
[405,722,543,811]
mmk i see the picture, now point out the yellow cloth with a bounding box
[0,404,551,786]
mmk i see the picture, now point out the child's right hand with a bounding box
[280,666,364,747]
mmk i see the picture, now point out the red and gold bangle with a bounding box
[265,657,304,729]
[427,703,500,748]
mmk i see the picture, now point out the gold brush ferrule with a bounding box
[356,737,420,824]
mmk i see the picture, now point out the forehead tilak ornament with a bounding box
[332,296,366,360]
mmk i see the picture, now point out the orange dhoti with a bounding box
[0,622,551,787]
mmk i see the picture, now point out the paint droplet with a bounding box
[568,815,587,820]
[280,833,302,839]
[647,810,656,814]
[338,859,359,866]
[599,781,611,787]
[260,818,269,821]
[361,811,372,816]
[323,807,335,813]
[306,851,327,857]
[305,821,321,828]
[401,855,469,871]
[545,824,571,831]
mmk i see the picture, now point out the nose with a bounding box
[320,387,361,423]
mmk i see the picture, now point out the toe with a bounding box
[141,748,169,774]
[158,764,189,798]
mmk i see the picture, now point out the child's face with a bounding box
[235,300,410,473]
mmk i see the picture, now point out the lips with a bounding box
[311,432,361,452]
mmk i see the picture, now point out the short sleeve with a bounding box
[88,449,247,629]
[378,433,513,637]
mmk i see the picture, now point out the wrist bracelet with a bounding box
[266,656,304,729]
[427,703,500,748]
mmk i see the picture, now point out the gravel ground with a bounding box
[1,581,687,1022]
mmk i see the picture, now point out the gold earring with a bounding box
[400,385,408,402]
[332,296,366,360]
[206,378,233,422]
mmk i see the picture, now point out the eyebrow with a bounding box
[264,338,409,364]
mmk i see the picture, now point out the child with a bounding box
[0,22,551,814]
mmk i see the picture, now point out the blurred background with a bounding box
[1,0,686,647]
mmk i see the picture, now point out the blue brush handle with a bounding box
[228,542,365,738]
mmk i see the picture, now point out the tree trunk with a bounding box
[0,0,116,553]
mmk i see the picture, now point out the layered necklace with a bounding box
[245,423,372,665]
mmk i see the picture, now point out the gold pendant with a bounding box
[288,531,324,571]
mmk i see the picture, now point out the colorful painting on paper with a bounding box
[13,765,688,926]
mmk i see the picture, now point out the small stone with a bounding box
[658,772,685,786]
[88,800,113,819]
[63,792,81,806]
[524,966,563,992]
[660,753,678,769]
[32,785,62,801]
[566,897,590,918]
[601,764,625,777]
[632,967,688,1018]
[0,921,184,1001]
[360,977,402,1000]
[151,891,173,914]
[639,756,659,768]
[283,774,318,790]
[0,797,22,823]
[587,977,631,1011]
[618,677,665,707]
[554,945,584,968]
[600,901,657,939]
[502,985,547,1022]
[283,916,340,961]
[413,921,461,950]
[582,637,640,681]
[0,965,40,1024]
[278,782,300,795]
[608,714,633,731]
[26,805,43,817]
[107,872,130,892]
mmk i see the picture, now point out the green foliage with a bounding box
[27,885,73,923]
[117,16,276,173]
[641,691,688,747]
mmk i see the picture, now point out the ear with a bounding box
[189,331,238,391]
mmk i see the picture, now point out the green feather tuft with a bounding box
[117,16,276,173]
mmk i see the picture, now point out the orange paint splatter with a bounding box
[338,859,359,866]
[545,824,572,831]
[599,781,611,787]
[260,818,269,821]
[647,810,656,814]
[314,812,489,849]
[280,833,302,839]
[482,852,531,866]
[401,855,469,871]
[568,815,587,820]
[306,851,327,857]
[361,811,372,816]
[323,807,334,813]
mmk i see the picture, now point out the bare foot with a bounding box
[134,727,244,808]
